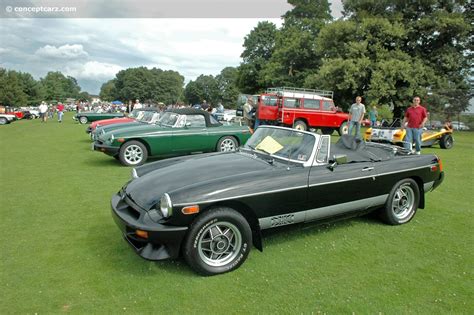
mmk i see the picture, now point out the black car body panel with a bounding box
[111,126,444,265]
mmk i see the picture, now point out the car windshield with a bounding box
[129,110,143,119]
[138,111,158,123]
[158,112,180,127]
[244,127,315,163]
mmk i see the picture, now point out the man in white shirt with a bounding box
[134,99,143,110]
[38,101,48,123]
[348,96,366,138]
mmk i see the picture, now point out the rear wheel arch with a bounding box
[410,176,425,209]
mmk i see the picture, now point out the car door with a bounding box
[171,114,210,153]
[305,136,381,221]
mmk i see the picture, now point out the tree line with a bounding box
[0,69,91,106]
[99,66,240,108]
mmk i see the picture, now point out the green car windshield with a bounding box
[158,112,180,127]
[244,127,315,163]
[129,110,143,119]
[139,111,159,123]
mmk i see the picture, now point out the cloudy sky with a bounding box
[0,1,343,95]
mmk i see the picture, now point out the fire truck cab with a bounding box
[257,87,349,135]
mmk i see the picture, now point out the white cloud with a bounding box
[35,44,89,59]
[66,61,123,80]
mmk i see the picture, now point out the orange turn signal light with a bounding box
[182,205,200,215]
[117,138,125,143]
[135,230,149,239]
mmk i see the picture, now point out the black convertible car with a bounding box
[111,126,444,275]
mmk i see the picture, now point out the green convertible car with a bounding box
[93,108,252,166]
[74,110,125,124]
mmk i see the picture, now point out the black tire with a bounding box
[0,117,8,125]
[183,207,252,276]
[337,121,348,136]
[321,127,334,135]
[293,120,308,131]
[381,178,420,225]
[216,136,238,152]
[439,134,453,149]
[118,140,148,166]
[79,116,88,124]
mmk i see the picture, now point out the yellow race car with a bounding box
[364,119,453,149]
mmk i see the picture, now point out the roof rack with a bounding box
[265,87,334,99]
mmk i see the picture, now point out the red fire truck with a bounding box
[256,87,349,135]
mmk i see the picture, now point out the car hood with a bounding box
[125,151,276,210]
[104,123,169,138]
[91,117,133,129]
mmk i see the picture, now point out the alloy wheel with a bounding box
[197,221,242,267]
[391,183,415,220]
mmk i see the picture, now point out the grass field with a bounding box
[1,112,473,314]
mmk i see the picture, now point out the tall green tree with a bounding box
[18,72,44,106]
[260,0,332,88]
[216,67,240,108]
[0,68,28,106]
[113,67,184,104]
[99,79,117,102]
[149,69,184,104]
[184,75,220,105]
[114,67,153,102]
[0,68,45,106]
[40,71,81,102]
[237,21,278,94]
[314,0,472,116]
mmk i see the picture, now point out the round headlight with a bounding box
[160,193,172,217]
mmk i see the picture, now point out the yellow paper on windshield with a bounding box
[255,136,284,154]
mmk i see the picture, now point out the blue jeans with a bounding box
[348,121,361,138]
[254,117,260,129]
[58,111,64,122]
[371,120,376,127]
[405,128,422,152]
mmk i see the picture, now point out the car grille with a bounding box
[116,189,143,221]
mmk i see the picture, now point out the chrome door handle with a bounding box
[362,167,374,172]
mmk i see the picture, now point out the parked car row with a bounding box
[78,100,446,276]
[91,108,252,166]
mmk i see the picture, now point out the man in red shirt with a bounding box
[401,96,428,154]
[57,102,65,123]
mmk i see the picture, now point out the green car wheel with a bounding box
[217,136,238,152]
[119,140,148,166]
